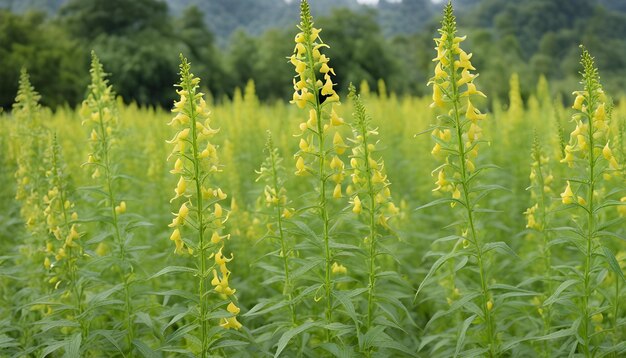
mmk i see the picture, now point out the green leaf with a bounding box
[244,299,289,317]
[275,321,318,357]
[63,333,81,358]
[602,246,626,282]
[414,251,464,300]
[0,334,18,348]
[482,242,518,257]
[42,340,68,357]
[535,327,575,341]
[149,265,196,280]
[543,279,578,306]
[133,339,160,358]
[415,198,457,211]
[454,314,477,358]
[332,290,358,325]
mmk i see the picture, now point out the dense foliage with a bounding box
[0,0,625,109]
[0,1,625,356]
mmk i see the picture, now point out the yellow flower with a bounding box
[431,84,445,108]
[330,156,344,170]
[560,146,575,167]
[220,316,242,330]
[330,109,344,126]
[431,142,442,156]
[466,100,486,122]
[211,269,236,296]
[433,169,448,191]
[172,177,186,201]
[333,132,347,154]
[333,183,342,199]
[227,302,240,315]
[214,203,223,219]
[602,143,613,161]
[321,76,335,96]
[215,247,233,266]
[572,93,585,110]
[353,195,362,214]
[456,68,474,87]
[295,156,307,176]
[114,201,126,215]
[561,181,574,204]
[331,262,347,274]
[462,83,486,98]
[594,103,605,122]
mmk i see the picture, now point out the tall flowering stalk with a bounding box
[425,2,497,355]
[11,67,48,352]
[42,135,85,336]
[256,131,297,325]
[347,85,399,336]
[167,55,240,356]
[13,68,47,236]
[80,52,134,352]
[289,0,345,329]
[558,46,622,356]
[525,135,556,356]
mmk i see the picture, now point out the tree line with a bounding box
[0,0,624,110]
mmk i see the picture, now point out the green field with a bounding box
[0,1,625,357]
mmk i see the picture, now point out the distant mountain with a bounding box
[164,0,361,43]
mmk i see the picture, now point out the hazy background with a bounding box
[0,0,625,110]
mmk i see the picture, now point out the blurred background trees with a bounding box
[0,0,624,109]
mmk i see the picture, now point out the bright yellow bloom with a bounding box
[602,143,613,161]
[572,93,585,110]
[114,201,126,215]
[172,176,186,201]
[353,195,362,214]
[220,316,242,330]
[433,169,448,192]
[561,181,574,204]
[333,183,342,199]
[227,302,240,315]
[295,156,306,176]
[333,132,347,154]
[331,262,347,274]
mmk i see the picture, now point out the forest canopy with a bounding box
[0,0,625,109]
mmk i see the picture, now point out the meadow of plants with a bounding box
[0,1,624,357]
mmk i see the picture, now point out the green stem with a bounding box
[184,76,209,357]
[359,119,377,332]
[303,29,333,333]
[97,102,134,355]
[446,44,496,357]
[52,144,86,340]
[269,149,297,325]
[533,154,552,358]
[581,81,597,358]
